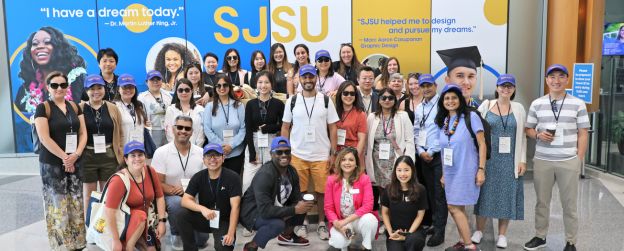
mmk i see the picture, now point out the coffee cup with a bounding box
[303,194,315,202]
[545,124,556,136]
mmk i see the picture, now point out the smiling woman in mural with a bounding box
[16,26,86,114]
[153,43,198,92]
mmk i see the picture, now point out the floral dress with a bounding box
[372,117,396,188]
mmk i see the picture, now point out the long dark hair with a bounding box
[113,84,147,125]
[19,26,86,86]
[337,43,362,77]
[333,147,362,186]
[184,62,206,97]
[335,81,364,118]
[268,43,293,75]
[171,78,197,111]
[379,57,401,87]
[222,48,241,72]
[292,44,310,74]
[374,88,398,118]
[434,87,469,128]
[387,156,423,202]
[211,74,241,116]
[249,50,267,72]
[154,43,194,83]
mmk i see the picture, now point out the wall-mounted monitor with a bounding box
[603,22,624,56]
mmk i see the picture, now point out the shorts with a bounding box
[291,155,329,193]
[82,146,118,183]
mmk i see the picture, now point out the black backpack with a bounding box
[290,93,330,125]
[464,108,492,160]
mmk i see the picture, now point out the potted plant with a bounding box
[612,111,624,155]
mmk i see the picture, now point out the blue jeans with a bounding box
[252,213,305,248]
[165,195,209,245]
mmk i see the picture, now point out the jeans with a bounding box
[165,195,209,245]
[252,213,306,248]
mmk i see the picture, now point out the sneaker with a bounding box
[378,224,386,235]
[464,243,481,251]
[445,241,465,251]
[563,242,576,251]
[471,231,483,244]
[294,225,308,238]
[170,235,183,250]
[496,235,508,249]
[242,228,255,237]
[277,233,310,246]
[243,241,258,251]
[317,223,329,240]
[523,237,546,250]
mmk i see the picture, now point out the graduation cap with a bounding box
[436,46,485,100]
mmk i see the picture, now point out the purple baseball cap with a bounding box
[118,74,136,87]
[271,136,291,151]
[496,74,516,86]
[441,84,461,94]
[299,64,317,76]
[417,74,436,86]
[545,64,568,76]
[146,70,163,80]
[84,74,105,89]
[123,140,145,155]
[203,143,224,155]
[315,50,331,61]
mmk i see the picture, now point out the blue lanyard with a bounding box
[207,174,222,209]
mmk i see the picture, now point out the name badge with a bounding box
[305,126,316,142]
[349,188,360,194]
[93,134,106,154]
[180,178,190,192]
[210,210,220,229]
[258,132,269,147]
[65,133,78,153]
[443,148,454,166]
[551,128,564,146]
[337,129,347,146]
[404,196,410,202]
[223,130,234,145]
[417,129,427,146]
[499,137,511,153]
[379,143,391,160]
[131,128,142,142]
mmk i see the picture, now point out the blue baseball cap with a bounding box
[203,143,224,155]
[496,74,516,86]
[545,64,568,76]
[271,136,291,151]
[123,140,145,155]
[118,74,136,87]
[417,74,436,86]
[146,70,163,80]
[299,64,317,76]
[315,50,331,61]
[441,84,461,94]
[84,74,105,89]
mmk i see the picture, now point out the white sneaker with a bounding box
[496,235,508,249]
[294,225,308,238]
[378,224,385,235]
[317,223,329,240]
[471,231,483,244]
[171,235,183,250]
[242,228,255,237]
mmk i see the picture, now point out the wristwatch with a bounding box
[159,218,167,223]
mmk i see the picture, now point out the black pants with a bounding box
[176,208,234,251]
[386,229,426,251]
[223,153,245,175]
[420,153,448,234]
[415,155,431,226]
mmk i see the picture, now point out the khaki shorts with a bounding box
[291,155,329,193]
[82,147,118,183]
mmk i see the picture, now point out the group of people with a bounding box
[33,42,588,251]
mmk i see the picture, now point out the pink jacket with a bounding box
[324,173,374,230]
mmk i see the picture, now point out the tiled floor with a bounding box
[1,172,624,250]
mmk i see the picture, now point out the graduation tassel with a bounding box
[479,59,484,101]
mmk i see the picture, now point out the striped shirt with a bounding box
[526,94,590,161]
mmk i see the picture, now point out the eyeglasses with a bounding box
[204,153,223,159]
[342,91,357,97]
[226,56,238,61]
[272,149,291,156]
[498,84,515,90]
[215,84,229,89]
[380,95,396,101]
[121,85,135,90]
[175,125,192,131]
[317,57,331,63]
[49,82,69,89]
[177,88,192,93]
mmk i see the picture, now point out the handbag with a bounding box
[144,128,157,159]
[145,166,161,250]
[86,173,131,251]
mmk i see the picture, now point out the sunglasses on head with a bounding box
[226,56,238,61]
[215,83,230,89]
[273,149,291,156]
[342,91,357,97]
[175,125,192,131]
[177,87,192,93]
[380,95,396,101]
[317,57,331,63]
[49,82,68,89]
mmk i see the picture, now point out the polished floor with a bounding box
[1,171,623,251]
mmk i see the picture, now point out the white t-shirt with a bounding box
[164,104,205,146]
[151,142,205,186]
[282,92,339,161]
[138,90,173,130]
[115,101,144,144]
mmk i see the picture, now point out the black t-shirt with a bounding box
[83,103,114,145]
[274,68,287,94]
[227,71,242,86]
[380,184,429,231]
[186,168,242,222]
[34,101,83,165]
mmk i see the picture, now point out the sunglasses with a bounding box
[317,57,331,63]
[226,56,238,61]
[273,149,291,156]
[121,85,135,90]
[380,95,396,101]
[215,84,230,89]
[175,125,192,131]
[342,91,357,97]
[49,82,69,89]
[177,88,192,93]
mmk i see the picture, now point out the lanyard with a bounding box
[149,90,165,110]
[60,102,74,133]
[365,98,372,113]
[229,71,239,85]
[89,102,102,134]
[381,113,393,138]
[219,98,230,125]
[340,107,354,124]
[549,93,567,123]
[345,67,352,81]
[128,167,147,211]
[259,98,271,123]
[318,76,328,93]
[207,174,222,209]
[124,102,137,127]
[495,102,512,131]
[302,94,317,125]
[419,97,438,128]
[175,144,191,175]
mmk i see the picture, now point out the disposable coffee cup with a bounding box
[303,194,315,202]
[545,124,556,136]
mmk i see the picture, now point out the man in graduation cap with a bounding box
[437,46,483,108]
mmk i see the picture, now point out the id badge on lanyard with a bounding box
[337,129,347,146]
[443,147,453,166]
[93,134,106,153]
[65,133,78,153]
[223,129,234,145]
[305,126,316,142]
[499,137,511,153]
[257,132,269,147]
[379,142,391,160]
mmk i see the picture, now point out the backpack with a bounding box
[464,108,492,160]
[290,93,330,120]
[31,101,79,154]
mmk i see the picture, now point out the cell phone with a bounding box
[399,231,411,236]
[345,228,353,239]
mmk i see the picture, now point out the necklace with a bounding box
[443,115,460,136]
